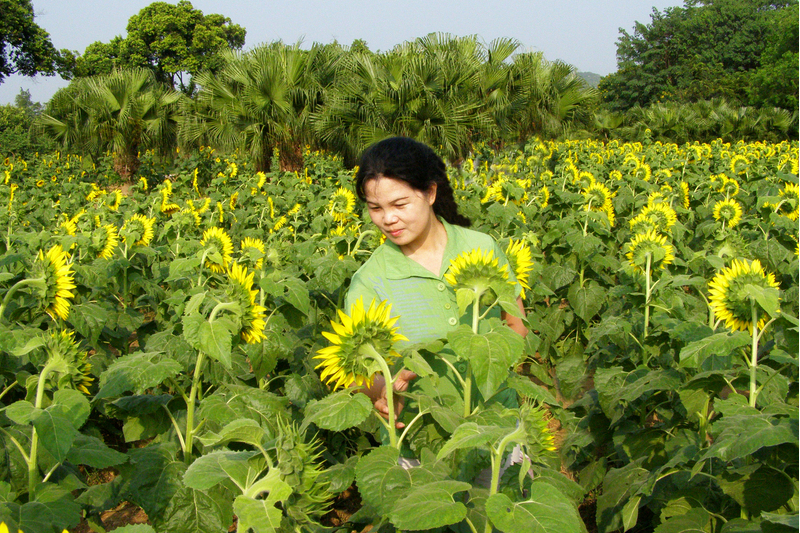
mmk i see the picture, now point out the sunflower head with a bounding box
[708,259,780,332]
[121,214,155,247]
[444,248,515,310]
[778,182,799,221]
[641,203,677,233]
[32,244,76,321]
[506,239,534,300]
[226,263,267,344]
[40,329,93,394]
[328,187,355,224]
[93,224,119,259]
[536,185,550,208]
[680,182,691,209]
[520,401,557,456]
[582,182,613,211]
[240,237,266,270]
[314,297,407,390]
[200,227,234,273]
[713,198,743,228]
[625,230,675,275]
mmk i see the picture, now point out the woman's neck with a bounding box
[400,217,447,275]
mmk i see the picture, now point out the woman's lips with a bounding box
[388,229,403,237]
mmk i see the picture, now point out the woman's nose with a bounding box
[384,209,399,224]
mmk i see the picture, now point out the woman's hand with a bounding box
[363,369,418,428]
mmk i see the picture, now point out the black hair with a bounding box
[354,137,471,227]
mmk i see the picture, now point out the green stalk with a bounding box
[464,289,481,418]
[29,359,57,496]
[362,344,398,448]
[0,277,45,322]
[643,253,652,343]
[484,427,525,533]
[184,349,206,463]
[749,301,759,408]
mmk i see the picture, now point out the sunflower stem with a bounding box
[643,253,652,345]
[184,349,207,463]
[465,290,481,418]
[362,344,399,449]
[749,301,759,408]
[0,277,45,323]
[29,359,57,496]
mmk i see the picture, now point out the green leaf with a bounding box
[486,483,587,533]
[150,484,232,533]
[389,480,471,530]
[122,444,185,518]
[567,281,605,323]
[355,446,406,516]
[167,257,202,281]
[506,374,558,405]
[233,495,284,533]
[51,388,90,429]
[68,302,108,345]
[302,389,373,431]
[32,409,78,462]
[596,462,648,533]
[700,414,798,463]
[97,352,182,399]
[66,435,127,469]
[318,456,358,493]
[4,400,39,424]
[654,508,710,533]
[197,419,269,449]
[718,465,794,515]
[183,450,258,491]
[743,284,781,318]
[282,278,310,315]
[456,288,476,317]
[403,350,436,379]
[199,317,235,369]
[436,422,510,460]
[447,322,523,399]
[679,331,750,369]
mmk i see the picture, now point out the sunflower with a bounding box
[713,198,743,228]
[521,402,557,455]
[444,248,513,300]
[680,182,690,209]
[121,214,155,247]
[32,244,76,321]
[328,187,356,224]
[108,190,123,212]
[730,154,749,175]
[708,259,780,332]
[226,263,267,344]
[629,213,658,235]
[200,227,234,273]
[718,176,740,197]
[641,203,677,233]
[536,185,550,208]
[95,224,119,259]
[42,329,94,394]
[779,182,799,221]
[625,230,675,274]
[229,192,239,210]
[506,239,534,300]
[314,297,407,390]
[240,237,266,270]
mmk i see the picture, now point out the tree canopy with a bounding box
[69,0,246,93]
[599,0,799,112]
[0,0,59,83]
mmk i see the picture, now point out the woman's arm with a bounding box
[501,296,528,337]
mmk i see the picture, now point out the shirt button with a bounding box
[444,303,451,310]
[448,317,457,326]
[437,283,446,291]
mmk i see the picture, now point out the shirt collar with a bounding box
[383,217,455,280]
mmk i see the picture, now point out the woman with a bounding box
[345,136,527,430]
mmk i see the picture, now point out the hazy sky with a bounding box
[0,0,684,105]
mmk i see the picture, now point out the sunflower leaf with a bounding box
[302,389,373,431]
[199,317,236,369]
[486,483,587,533]
[743,284,781,318]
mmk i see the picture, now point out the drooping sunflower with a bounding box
[506,239,534,300]
[779,182,799,221]
[95,224,119,259]
[314,297,407,390]
[708,259,780,332]
[712,198,743,229]
[240,237,266,270]
[680,182,691,209]
[641,203,677,233]
[42,329,94,394]
[444,248,514,298]
[32,244,76,321]
[226,263,267,344]
[200,227,234,273]
[625,230,675,275]
[328,187,356,224]
[121,214,155,247]
[536,185,550,208]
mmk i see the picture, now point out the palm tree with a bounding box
[38,68,182,180]
[181,41,337,172]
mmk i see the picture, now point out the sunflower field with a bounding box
[0,137,797,533]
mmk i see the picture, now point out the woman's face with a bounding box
[364,176,437,249]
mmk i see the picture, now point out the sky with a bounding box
[0,0,685,105]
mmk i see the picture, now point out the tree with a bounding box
[0,0,58,83]
[599,0,798,111]
[38,69,183,180]
[71,1,246,94]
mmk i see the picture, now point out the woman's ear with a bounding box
[427,182,438,206]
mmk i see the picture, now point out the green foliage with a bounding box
[0,0,59,83]
[600,0,799,112]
